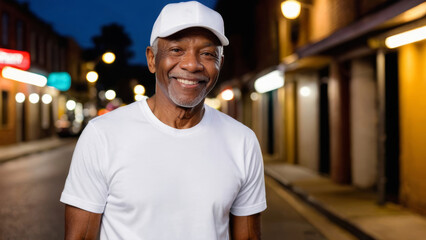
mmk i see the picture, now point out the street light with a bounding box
[105,89,116,101]
[134,84,146,95]
[221,89,234,101]
[66,100,76,111]
[86,71,99,83]
[29,93,40,104]
[42,94,53,104]
[102,52,116,64]
[281,0,301,19]
[15,92,25,103]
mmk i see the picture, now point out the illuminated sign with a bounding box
[254,70,284,93]
[0,48,30,70]
[47,72,71,91]
[1,66,47,87]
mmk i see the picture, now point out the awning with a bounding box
[288,0,426,61]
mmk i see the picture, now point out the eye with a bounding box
[201,51,218,59]
[169,47,183,55]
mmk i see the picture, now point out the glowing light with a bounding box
[134,84,146,95]
[105,90,116,100]
[102,52,116,64]
[29,93,40,104]
[98,108,110,116]
[42,94,53,104]
[250,92,259,101]
[281,0,301,19]
[86,71,99,83]
[1,66,47,87]
[0,48,31,70]
[254,70,284,93]
[385,26,426,49]
[15,92,25,103]
[221,89,234,101]
[47,72,71,91]
[250,92,260,101]
[205,98,221,109]
[66,100,76,111]
[98,90,106,100]
[299,86,311,97]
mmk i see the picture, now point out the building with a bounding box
[0,0,86,145]
[215,0,426,214]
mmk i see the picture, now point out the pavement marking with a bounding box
[266,175,358,240]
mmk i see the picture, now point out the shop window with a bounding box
[1,91,9,128]
[2,12,10,46]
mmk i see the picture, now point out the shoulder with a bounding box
[206,105,257,139]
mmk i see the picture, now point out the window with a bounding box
[1,91,9,128]
[31,32,37,62]
[16,20,25,50]
[46,40,52,70]
[2,12,10,46]
[39,35,45,64]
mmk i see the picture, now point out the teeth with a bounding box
[177,78,198,85]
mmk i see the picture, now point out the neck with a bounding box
[147,95,205,129]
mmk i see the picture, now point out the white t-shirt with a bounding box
[61,99,266,240]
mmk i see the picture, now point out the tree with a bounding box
[83,23,155,105]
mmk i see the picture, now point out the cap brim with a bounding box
[155,24,229,46]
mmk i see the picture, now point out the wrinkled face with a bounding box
[147,27,223,108]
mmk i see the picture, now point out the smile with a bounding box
[177,78,199,85]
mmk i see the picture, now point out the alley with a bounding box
[0,143,343,240]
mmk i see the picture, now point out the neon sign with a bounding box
[1,66,47,87]
[0,48,30,70]
[47,72,71,91]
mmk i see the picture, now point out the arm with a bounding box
[229,213,261,240]
[65,205,102,240]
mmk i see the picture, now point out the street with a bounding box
[0,143,334,240]
[0,144,74,239]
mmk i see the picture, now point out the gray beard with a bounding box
[168,85,206,108]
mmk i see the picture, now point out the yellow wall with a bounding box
[284,80,296,164]
[399,40,426,214]
[0,79,19,145]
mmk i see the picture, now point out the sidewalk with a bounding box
[265,163,426,240]
[0,137,76,163]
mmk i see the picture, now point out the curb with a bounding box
[265,171,377,240]
[0,138,76,164]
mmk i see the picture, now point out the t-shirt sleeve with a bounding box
[230,131,267,216]
[60,121,108,214]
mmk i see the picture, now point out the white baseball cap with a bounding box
[150,1,229,46]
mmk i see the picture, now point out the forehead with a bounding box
[160,27,222,46]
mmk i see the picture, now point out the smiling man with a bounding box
[60,1,266,240]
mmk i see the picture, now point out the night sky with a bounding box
[17,0,218,65]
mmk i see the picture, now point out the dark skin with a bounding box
[146,27,223,129]
[64,27,262,240]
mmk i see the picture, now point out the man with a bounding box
[61,1,266,239]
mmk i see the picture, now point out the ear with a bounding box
[219,55,225,70]
[146,47,156,73]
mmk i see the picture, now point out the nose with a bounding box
[179,52,204,72]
